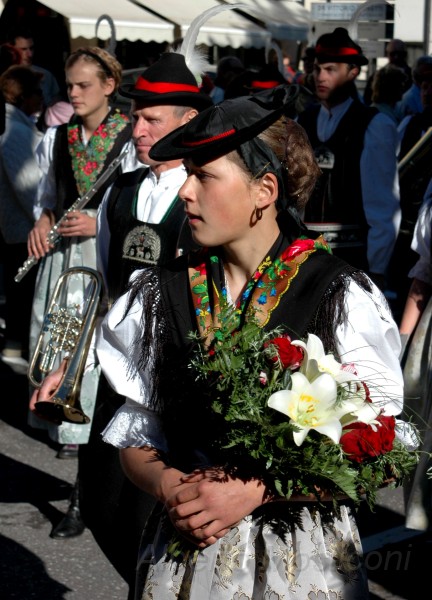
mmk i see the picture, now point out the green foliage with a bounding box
[187,303,420,508]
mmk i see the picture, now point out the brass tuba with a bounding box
[29,266,103,424]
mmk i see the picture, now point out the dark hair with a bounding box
[228,117,321,210]
[371,64,407,105]
[0,65,42,106]
[7,26,34,45]
[0,43,21,75]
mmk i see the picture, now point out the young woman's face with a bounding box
[66,59,114,121]
[180,155,257,248]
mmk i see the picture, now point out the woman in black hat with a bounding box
[38,86,405,598]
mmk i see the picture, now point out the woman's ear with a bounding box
[256,172,278,208]
[104,77,116,97]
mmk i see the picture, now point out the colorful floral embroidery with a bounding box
[188,235,331,336]
[68,110,129,196]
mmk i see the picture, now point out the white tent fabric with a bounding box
[40,0,175,44]
[39,0,274,48]
[226,0,311,41]
[137,0,272,48]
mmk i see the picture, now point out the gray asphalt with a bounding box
[0,318,430,599]
[0,353,129,600]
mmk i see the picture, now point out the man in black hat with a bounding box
[298,27,401,292]
[69,51,211,597]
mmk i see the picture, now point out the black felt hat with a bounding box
[119,52,213,111]
[149,84,298,164]
[248,64,288,93]
[315,27,368,67]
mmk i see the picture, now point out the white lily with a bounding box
[342,399,382,427]
[292,333,361,387]
[268,371,365,446]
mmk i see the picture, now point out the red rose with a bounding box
[340,415,396,463]
[265,335,304,370]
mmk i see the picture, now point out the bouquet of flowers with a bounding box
[188,304,420,510]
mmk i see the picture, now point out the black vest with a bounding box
[106,168,189,305]
[298,101,378,270]
[52,115,132,220]
[157,244,351,471]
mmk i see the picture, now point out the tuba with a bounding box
[29,266,102,424]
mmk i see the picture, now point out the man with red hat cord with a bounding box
[298,27,401,293]
[31,50,212,598]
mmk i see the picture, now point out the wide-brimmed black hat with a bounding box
[315,27,368,67]
[149,84,298,164]
[119,52,213,111]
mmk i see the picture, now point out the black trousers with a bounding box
[78,373,155,596]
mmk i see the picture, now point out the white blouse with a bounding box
[33,124,138,219]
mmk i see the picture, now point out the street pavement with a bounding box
[0,314,431,599]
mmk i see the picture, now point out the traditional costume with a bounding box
[297,27,400,279]
[28,107,135,444]
[98,87,404,599]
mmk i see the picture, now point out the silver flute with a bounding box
[15,147,129,283]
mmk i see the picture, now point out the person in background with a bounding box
[26,46,136,540]
[282,50,295,83]
[8,26,61,114]
[364,38,412,106]
[399,177,432,532]
[293,45,315,88]
[291,45,319,115]
[30,50,212,599]
[209,55,245,104]
[297,27,401,293]
[387,63,432,320]
[73,86,403,598]
[370,63,407,125]
[0,43,22,134]
[0,42,23,321]
[0,66,43,367]
[399,55,432,118]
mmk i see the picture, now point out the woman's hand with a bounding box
[27,210,55,259]
[165,468,269,548]
[56,211,97,238]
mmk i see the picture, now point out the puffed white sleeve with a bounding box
[335,278,403,417]
[97,284,168,452]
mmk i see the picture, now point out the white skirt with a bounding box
[135,501,369,600]
[27,214,100,445]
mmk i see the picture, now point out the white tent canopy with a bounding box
[39,0,311,48]
[40,0,271,48]
[227,0,311,41]
[40,0,175,44]
[136,0,271,48]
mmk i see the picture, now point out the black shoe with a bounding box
[56,444,79,459]
[50,507,85,539]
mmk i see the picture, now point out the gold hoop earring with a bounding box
[255,207,263,221]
